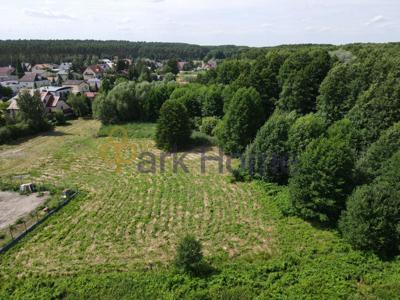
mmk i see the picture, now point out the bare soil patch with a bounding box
[0,191,49,230]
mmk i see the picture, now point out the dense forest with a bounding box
[93,42,400,259]
[0,40,248,65]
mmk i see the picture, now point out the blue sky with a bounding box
[3,0,400,46]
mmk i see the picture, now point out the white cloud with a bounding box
[24,9,77,21]
[365,15,386,26]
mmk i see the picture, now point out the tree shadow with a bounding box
[2,130,72,146]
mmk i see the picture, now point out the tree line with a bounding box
[0,40,247,66]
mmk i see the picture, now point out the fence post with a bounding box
[9,226,13,240]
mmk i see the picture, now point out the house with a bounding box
[40,91,73,116]
[7,90,73,118]
[83,65,104,80]
[204,59,218,70]
[62,80,89,95]
[0,66,17,82]
[87,78,102,91]
[57,70,69,82]
[31,64,57,74]
[99,59,114,70]
[177,61,187,72]
[58,62,72,71]
[19,73,50,89]
[39,86,72,99]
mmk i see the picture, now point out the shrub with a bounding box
[244,111,297,184]
[174,235,204,275]
[54,110,66,126]
[289,136,356,224]
[200,117,219,136]
[155,99,192,152]
[216,87,265,155]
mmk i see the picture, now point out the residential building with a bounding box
[62,80,90,95]
[83,65,104,80]
[19,73,50,89]
[87,78,102,91]
[0,66,17,82]
[39,86,72,99]
[7,90,73,118]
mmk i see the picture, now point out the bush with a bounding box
[200,117,219,136]
[216,87,265,155]
[0,123,36,144]
[339,182,400,258]
[289,136,356,224]
[54,110,66,126]
[244,111,297,184]
[174,235,204,275]
[155,99,192,152]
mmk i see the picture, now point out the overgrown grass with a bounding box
[0,120,399,299]
[97,122,157,139]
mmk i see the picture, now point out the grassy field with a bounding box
[0,119,399,299]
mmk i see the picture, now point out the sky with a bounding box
[2,0,400,46]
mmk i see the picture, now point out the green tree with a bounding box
[340,151,400,258]
[17,91,49,130]
[142,82,177,122]
[347,73,400,150]
[289,136,356,224]
[201,84,224,117]
[317,63,356,123]
[0,85,13,99]
[279,50,332,114]
[169,84,204,118]
[92,93,118,125]
[216,87,265,154]
[67,94,91,117]
[174,235,204,275]
[200,116,220,136]
[245,111,297,184]
[356,122,400,184]
[287,113,326,162]
[155,99,191,151]
[165,59,179,75]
